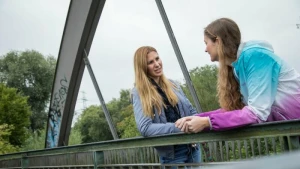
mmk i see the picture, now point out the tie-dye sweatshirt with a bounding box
[196,40,300,131]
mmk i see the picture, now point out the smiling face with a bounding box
[204,35,219,62]
[146,51,163,83]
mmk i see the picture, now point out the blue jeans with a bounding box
[160,144,201,165]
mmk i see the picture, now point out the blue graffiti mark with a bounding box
[46,76,68,148]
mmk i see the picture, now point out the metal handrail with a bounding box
[1,119,300,161]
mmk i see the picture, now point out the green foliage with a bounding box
[0,124,18,154]
[74,105,113,143]
[107,89,132,124]
[0,84,31,146]
[0,50,56,131]
[108,89,140,139]
[182,65,219,111]
[74,89,138,143]
[69,125,82,146]
[21,124,83,150]
[117,105,140,138]
[21,128,45,151]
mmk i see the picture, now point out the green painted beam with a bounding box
[1,119,300,161]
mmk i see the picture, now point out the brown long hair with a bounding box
[204,18,244,111]
[133,46,178,117]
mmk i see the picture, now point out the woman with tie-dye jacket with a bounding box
[176,18,300,132]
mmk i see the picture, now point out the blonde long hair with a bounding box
[133,46,178,117]
[204,18,244,111]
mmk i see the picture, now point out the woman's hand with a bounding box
[175,116,210,133]
[186,116,210,133]
[175,116,193,131]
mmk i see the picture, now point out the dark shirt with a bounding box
[150,79,181,123]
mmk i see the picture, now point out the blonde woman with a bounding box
[132,46,201,164]
[176,18,300,133]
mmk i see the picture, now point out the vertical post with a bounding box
[287,136,300,151]
[155,0,203,113]
[93,151,104,169]
[21,156,28,169]
[83,50,119,139]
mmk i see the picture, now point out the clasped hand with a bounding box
[175,116,210,133]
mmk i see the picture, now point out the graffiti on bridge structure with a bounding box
[46,76,68,148]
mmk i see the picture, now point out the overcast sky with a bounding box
[1,0,299,121]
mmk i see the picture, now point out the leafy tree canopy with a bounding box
[0,124,18,154]
[182,65,219,112]
[0,84,31,146]
[74,89,133,143]
[0,50,56,131]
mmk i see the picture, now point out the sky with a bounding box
[0,0,300,122]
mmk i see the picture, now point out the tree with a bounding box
[21,128,45,151]
[0,50,56,131]
[68,126,82,146]
[0,124,18,154]
[0,84,31,146]
[21,124,82,150]
[107,89,132,130]
[182,65,219,112]
[117,104,140,138]
[74,105,114,143]
[74,89,135,143]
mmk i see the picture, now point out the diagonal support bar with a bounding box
[83,50,119,139]
[155,0,203,113]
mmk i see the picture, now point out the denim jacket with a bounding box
[132,80,197,157]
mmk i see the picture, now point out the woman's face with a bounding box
[204,35,219,62]
[146,51,163,82]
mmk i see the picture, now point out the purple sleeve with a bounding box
[196,107,262,131]
[194,108,224,117]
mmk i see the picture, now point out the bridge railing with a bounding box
[0,119,300,169]
[103,136,290,164]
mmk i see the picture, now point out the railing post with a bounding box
[287,136,300,151]
[282,136,300,152]
[93,151,104,169]
[21,155,28,169]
